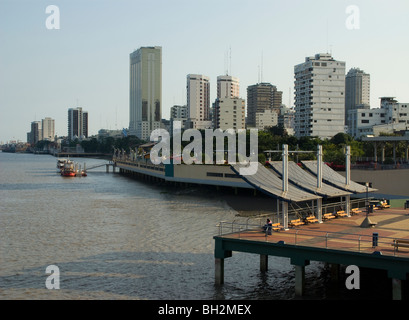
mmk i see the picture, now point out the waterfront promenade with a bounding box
[214,207,409,299]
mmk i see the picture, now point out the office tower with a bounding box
[186,74,211,129]
[30,121,42,145]
[68,107,88,140]
[213,98,246,130]
[294,53,346,139]
[246,83,282,128]
[129,46,162,140]
[345,68,370,126]
[41,117,55,141]
[217,75,240,99]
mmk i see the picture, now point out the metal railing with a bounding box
[216,221,408,257]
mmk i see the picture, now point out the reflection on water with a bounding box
[0,152,393,300]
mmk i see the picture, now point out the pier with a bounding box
[214,207,409,300]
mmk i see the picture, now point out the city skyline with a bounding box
[1,0,409,142]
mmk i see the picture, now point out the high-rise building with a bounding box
[30,121,42,145]
[217,75,240,99]
[129,46,162,140]
[186,74,211,129]
[246,83,282,128]
[213,98,246,130]
[41,117,55,141]
[345,68,370,127]
[68,107,88,140]
[294,53,346,139]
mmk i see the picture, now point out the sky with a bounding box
[1,0,409,143]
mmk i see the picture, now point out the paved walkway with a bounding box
[221,208,409,257]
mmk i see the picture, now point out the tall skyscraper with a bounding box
[129,46,162,140]
[246,83,282,128]
[68,107,88,140]
[345,68,370,127]
[294,53,346,139]
[186,74,211,129]
[30,121,42,145]
[41,117,55,141]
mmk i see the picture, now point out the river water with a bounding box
[0,152,392,300]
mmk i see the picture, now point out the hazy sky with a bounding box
[1,0,408,142]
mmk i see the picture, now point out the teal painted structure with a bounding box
[214,235,409,298]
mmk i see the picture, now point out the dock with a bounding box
[214,207,409,300]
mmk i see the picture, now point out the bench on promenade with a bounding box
[336,210,347,217]
[289,219,304,227]
[323,213,335,220]
[305,216,318,224]
[379,203,391,209]
[271,223,282,232]
[351,208,362,215]
[392,239,409,251]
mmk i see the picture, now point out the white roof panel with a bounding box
[230,163,321,203]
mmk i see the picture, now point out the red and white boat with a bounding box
[61,161,76,177]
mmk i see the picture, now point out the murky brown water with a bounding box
[0,152,393,300]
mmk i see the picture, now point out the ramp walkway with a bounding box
[230,163,321,203]
[268,161,351,198]
[302,160,377,194]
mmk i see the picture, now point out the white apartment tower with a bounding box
[186,74,211,129]
[294,53,346,139]
[41,117,55,141]
[217,75,240,99]
[345,68,370,127]
[129,46,162,140]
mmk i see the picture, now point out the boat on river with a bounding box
[57,158,68,170]
[59,159,87,177]
[61,160,76,177]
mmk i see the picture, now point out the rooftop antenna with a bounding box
[115,107,118,130]
[229,46,232,76]
[258,65,260,84]
[261,51,264,83]
[224,50,228,75]
[326,19,329,54]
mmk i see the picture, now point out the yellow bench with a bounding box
[336,210,347,217]
[305,216,318,223]
[392,239,409,251]
[271,223,282,231]
[289,219,304,227]
[351,208,362,214]
[323,213,335,220]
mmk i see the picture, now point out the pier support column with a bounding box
[294,265,305,297]
[392,278,403,300]
[260,255,268,272]
[215,258,224,285]
[330,264,340,283]
[292,258,310,297]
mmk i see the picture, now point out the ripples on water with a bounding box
[0,152,392,300]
